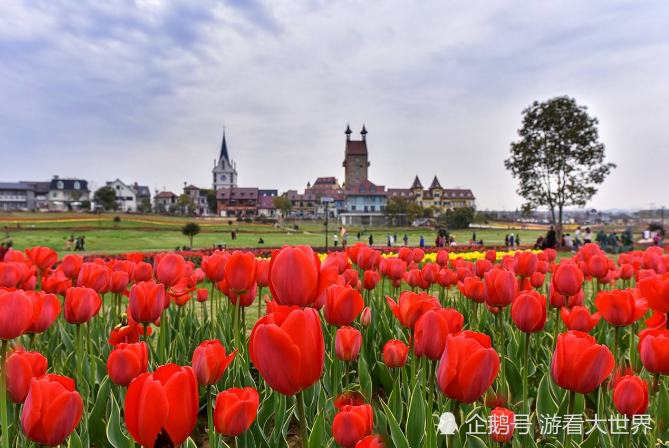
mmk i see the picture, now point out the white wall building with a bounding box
[106,179,138,212]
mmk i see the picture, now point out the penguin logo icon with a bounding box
[437,412,458,435]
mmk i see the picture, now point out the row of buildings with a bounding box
[1,126,475,225]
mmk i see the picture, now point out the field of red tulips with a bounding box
[1,242,669,448]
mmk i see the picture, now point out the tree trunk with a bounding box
[556,206,564,247]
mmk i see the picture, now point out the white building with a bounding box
[106,179,138,212]
[212,130,238,191]
[48,176,90,211]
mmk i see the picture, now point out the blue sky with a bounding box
[1,0,668,210]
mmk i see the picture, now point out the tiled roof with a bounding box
[286,190,316,201]
[429,176,442,189]
[133,185,152,197]
[441,189,475,199]
[49,178,89,191]
[217,187,259,200]
[184,185,199,190]
[345,140,367,156]
[155,191,177,198]
[410,176,423,189]
[0,182,34,190]
[387,188,415,199]
[20,181,50,193]
[345,180,386,196]
[258,196,275,209]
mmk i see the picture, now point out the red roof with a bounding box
[345,140,368,156]
[155,191,177,198]
[217,187,259,200]
[345,180,386,196]
[258,196,275,209]
[184,185,199,190]
[286,190,316,201]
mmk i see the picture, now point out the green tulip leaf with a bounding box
[380,400,411,448]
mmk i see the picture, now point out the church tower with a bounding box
[342,124,370,188]
[212,130,238,190]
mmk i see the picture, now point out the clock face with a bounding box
[220,175,227,181]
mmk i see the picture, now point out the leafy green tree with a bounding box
[93,186,118,211]
[445,207,475,229]
[406,203,424,224]
[273,196,292,219]
[201,189,218,214]
[181,222,201,248]
[505,96,615,242]
[384,197,408,226]
[177,194,194,216]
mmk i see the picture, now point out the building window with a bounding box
[351,205,356,211]
[57,181,64,189]
[371,205,375,211]
[360,186,365,192]
[434,193,440,198]
[370,186,375,192]
[416,193,421,197]
[74,181,81,190]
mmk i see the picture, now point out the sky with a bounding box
[1,0,668,211]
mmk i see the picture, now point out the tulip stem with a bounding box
[552,307,560,345]
[523,332,530,415]
[76,324,83,385]
[564,391,575,448]
[233,303,241,353]
[613,326,619,366]
[496,312,506,398]
[427,361,437,448]
[207,385,215,448]
[345,362,350,394]
[296,391,309,447]
[1,340,9,448]
[210,281,215,332]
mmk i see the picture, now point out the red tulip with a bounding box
[336,326,362,361]
[249,307,324,395]
[511,290,547,333]
[458,277,486,303]
[134,262,153,282]
[155,253,186,287]
[109,271,130,294]
[560,306,600,332]
[588,254,610,279]
[324,285,364,326]
[437,269,456,289]
[387,258,407,281]
[595,289,648,327]
[639,330,669,375]
[268,245,337,308]
[221,281,257,307]
[363,270,381,290]
[5,350,48,403]
[0,263,21,288]
[414,308,464,360]
[21,291,59,335]
[64,287,101,324]
[513,251,538,278]
[76,263,111,293]
[485,250,497,263]
[474,259,492,278]
[552,263,584,297]
[196,288,208,303]
[383,340,409,368]
[191,340,237,386]
[107,342,148,387]
[386,291,440,329]
[360,307,371,327]
[334,391,366,409]
[490,407,515,443]
[214,387,259,437]
[108,321,150,347]
[613,375,649,417]
[355,435,385,448]
[0,291,34,340]
[421,263,440,285]
[484,270,517,308]
[61,254,83,279]
[551,331,614,394]
[333,404,374,448]
[224,251,257,294]
[357,247,379,271]
[549,284,585,309]
[24,246,57,271]
[125,364,199,448]
[530,272,545,289]
[21,374,83,446]
[637,275,669,313]
[437,331,500,403]
[437,250,449,266]
[129,281,166,324]
[256,259,270,287]
[412,248,425,263]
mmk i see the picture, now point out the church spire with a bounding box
[220,129,230,163]
[345,124,352,141]
[361,124,368,141]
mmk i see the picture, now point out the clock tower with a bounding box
[212,130,238,190]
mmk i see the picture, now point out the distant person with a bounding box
[356,232,361,241]
[368,234,373,246]
[403,234,409,246]
[472,231,477,242]
[564,233,574,250]
[420,236,425,248]
[545,226,557,248]
[258,237,265,244]
[504,234,510,247]
[516,235,521,246]
[65,239,71,251]
[479,239,484,246]
[509,233,515,246]
[534,235,544,250]
[574,226,583,249]
[343,233,348,249]
[583,227,593,244]
[0,243,6,261]
[393,233,398,244]
[81,236,86,251]
[334,234,338,247]
[387,234,391,247]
